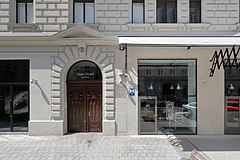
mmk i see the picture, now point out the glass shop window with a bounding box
[138,59,197,135]
[0,60,29,83]
[225,68,240,96]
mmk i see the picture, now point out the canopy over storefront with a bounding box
[119,36,240,47]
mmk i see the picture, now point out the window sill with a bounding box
[127,23,151,31]
[8,23,39,32]
[126,23,211,32]
[186,23,210,31]
[67,23,99,30]
[127,23,151,27]
[151,23,185,31]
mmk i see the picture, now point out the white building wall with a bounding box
[0,1,238,135]
[29,55,64,136]
[35,0,68,31]
[30,56,52,120]
[203,0,239,31]
[0,0,239,32]
[0,46,64,135]
[0,0,9,31]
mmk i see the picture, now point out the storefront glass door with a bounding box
[139,96,157,134]
[0,86,10,131]
[225,96,240,133]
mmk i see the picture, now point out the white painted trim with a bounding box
[9,0,16,23]
[201,0,207,23]
[177,0,180,23]
[119,36,240,46]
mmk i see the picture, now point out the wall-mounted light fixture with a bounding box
[119,44,126,50]
[31,79,37,85]
[119,43,128,74]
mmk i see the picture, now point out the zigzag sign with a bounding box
[209,45,240,77]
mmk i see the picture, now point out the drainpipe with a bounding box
[124,44,128,74]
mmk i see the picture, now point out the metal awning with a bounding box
[119,36,240,46]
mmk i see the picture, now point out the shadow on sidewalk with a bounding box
[177,137,240,152]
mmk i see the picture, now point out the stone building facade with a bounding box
[0,0,239,136]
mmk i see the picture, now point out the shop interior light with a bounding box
[176,84,181,90]
[229,84,235,90]
[170,84,174,90]
[149,84,153,90]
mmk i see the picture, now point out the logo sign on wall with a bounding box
[209,45,240,77]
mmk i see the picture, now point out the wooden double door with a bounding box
[67,82,102,132]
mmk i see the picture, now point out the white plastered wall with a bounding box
[0,46,59,135]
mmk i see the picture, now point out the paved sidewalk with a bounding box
[0,133,181,160]
[176,135,240,160]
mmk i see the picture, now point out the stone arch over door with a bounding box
[67,60,103,132]
[51,43,116,135]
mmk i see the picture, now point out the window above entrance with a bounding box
[67,60,102,81]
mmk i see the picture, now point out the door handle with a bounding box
[88,111,90,117]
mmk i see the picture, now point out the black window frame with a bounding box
[0,60,30,132]
[132,0,145,23]
[0,60,30,83]
[156,0,177,23]
[189,0,201,23]
[73,0,94,23]
[16,0,33,23]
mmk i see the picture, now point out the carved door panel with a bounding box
[68,86,84,132]
[87,85,102,132]
[68,83,102,132]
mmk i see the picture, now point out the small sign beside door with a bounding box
[129,87,135,96]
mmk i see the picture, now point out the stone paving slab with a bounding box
[0,133,181,160]
[176,135,240,160]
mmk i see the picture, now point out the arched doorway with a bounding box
[67,60,102,132]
